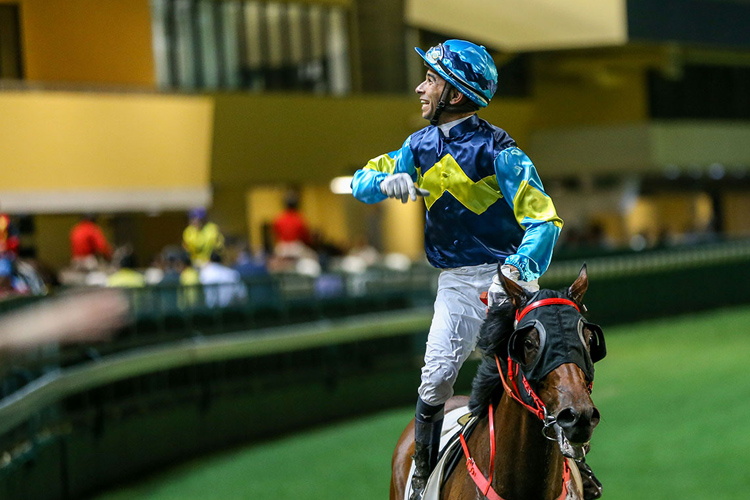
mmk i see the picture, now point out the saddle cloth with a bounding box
[402,406,585,500]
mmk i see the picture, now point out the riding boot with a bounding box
[409,399,444,500]
[575,458,603,500]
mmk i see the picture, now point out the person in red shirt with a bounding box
[272,192,314,262]
[273,193,312,245]
[70,214,112,269]
[0,201,20,294]
[0,205,19,259]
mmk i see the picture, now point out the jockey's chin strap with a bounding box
[458,298,581,500]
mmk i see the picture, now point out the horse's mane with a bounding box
[468,298,518,417]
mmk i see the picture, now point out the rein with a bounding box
[458,298,580,500]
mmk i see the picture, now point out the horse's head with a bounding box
[472,265,606,460]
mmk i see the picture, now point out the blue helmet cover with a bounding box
[188,207,207,220]
[415,39,498,107]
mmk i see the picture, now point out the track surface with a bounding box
[94,306,750,500]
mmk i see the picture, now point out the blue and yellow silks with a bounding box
[351,114,562,281]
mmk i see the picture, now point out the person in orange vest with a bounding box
[69,214,113,270]
[0,202,19,260]
[0,201,20,291]
[272,192,313,260]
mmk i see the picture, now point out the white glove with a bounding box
[487,264,540,308]
[380,173,430,203]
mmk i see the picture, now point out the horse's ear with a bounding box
[501,268,527,310]
[568,264,589,303]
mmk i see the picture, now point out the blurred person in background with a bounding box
[106,251,145,288]
[159,246,186,286]
[178,250,200,310]
[272,191,313,260]
[143,252,166,285]
[159,246,199,310]
[0,259,25,299]
[350,40,588,499]
[0,201,20,283]
[0,203,19,257]
[69,214,112,271]
[199,251,246,308]
[232,243,268,279]
[182,207,224,268]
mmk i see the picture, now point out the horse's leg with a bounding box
[390,396,470,500]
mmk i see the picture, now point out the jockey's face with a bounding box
[415,69,446,122]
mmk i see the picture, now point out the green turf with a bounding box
[94,306,750,500]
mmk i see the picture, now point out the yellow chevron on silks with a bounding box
[417,154,502,215]
[513,180,564,228]
[363,154,397,174]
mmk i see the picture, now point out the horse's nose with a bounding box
[556,406,600,442]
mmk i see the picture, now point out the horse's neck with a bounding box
[489,394,567,499]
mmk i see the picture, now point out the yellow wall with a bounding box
[247,187,284,252]
[245,184,354,254]
[128,213,187,265]
[301,184,351,250]
[0,91,213,191]
[625,193,713,245]
[210,94,537,186]
[381,198,424,260]
[15,0,155,85]
[532,65,648,129]
[33,214,109,270]
[723,193,750,237]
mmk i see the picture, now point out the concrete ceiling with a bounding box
[405,0,628,52]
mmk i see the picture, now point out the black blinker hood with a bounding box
[508,290,606,389]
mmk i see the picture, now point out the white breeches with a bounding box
[417,263,539,406]
[417,264,495,406]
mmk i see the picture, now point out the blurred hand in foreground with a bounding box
[0,289,130,353]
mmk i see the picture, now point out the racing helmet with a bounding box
[188,207,207,221]
[415,39,498,108]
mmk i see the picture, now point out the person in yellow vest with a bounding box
[106,253,145,288]
[182,207,224,267]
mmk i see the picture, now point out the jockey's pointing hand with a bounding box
[380,173,429,203]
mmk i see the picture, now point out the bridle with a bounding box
[458,297,586,500]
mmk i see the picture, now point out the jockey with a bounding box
[351,40,601,500]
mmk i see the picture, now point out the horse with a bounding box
[391,265,606,500]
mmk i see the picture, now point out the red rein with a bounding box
[459,298,580,500]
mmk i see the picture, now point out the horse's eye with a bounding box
[522,333,540,365]
[583,328,594,346]
[510,326,543,367]
[578,320,593,348]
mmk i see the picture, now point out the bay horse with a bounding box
[391,265,606,500]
